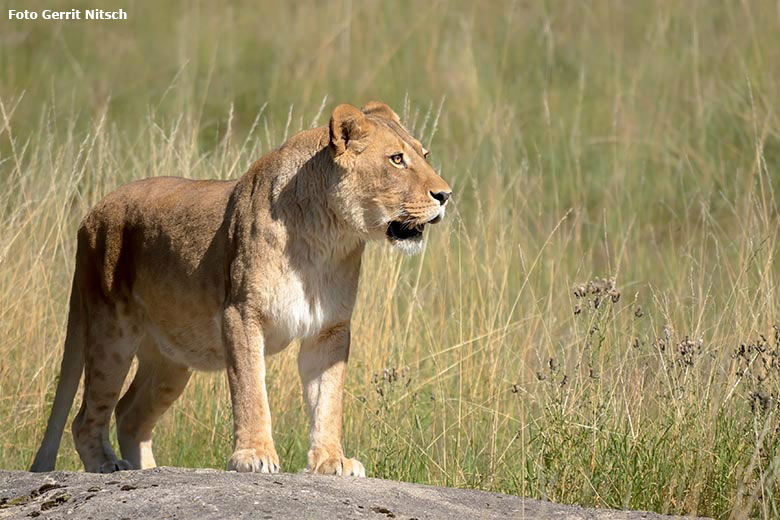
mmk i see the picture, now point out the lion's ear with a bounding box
[361,101,401,123]
[330,104,368,156]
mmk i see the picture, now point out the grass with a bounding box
[1,1,780,517]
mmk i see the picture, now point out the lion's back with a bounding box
[76,176,236,303]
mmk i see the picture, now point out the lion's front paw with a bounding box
[307,449,365,477]
[227,446,280,473]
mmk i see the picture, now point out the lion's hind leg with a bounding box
[116,340,191,470]
[71,309,140,473]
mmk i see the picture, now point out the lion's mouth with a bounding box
[386,220,425,241]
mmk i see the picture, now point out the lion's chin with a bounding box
[388,235,425,256]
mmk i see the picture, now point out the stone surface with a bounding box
[0,468,707,519]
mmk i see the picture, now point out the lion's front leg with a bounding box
[298,322,365,477]
[223,304,280,473]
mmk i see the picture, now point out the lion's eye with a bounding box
[390,153,405,167]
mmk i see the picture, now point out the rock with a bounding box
[0,467,708,519]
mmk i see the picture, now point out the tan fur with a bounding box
[30,102,451,476]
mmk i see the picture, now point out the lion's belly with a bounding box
[145,314,225,371]
[129,288,226,371]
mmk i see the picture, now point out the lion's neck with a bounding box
[267,130,364,264]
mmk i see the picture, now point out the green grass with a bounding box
[2,1,780,517]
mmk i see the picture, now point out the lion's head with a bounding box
[327,102,452,255]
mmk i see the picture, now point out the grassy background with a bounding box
[2,1,780,517]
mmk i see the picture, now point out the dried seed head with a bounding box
[573,284,588,298]
[572,276,621,311]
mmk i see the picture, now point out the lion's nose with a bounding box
[430,191,451,205]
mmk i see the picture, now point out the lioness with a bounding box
[29,102,451,476]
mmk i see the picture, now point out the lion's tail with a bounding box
[30,268,86,472]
